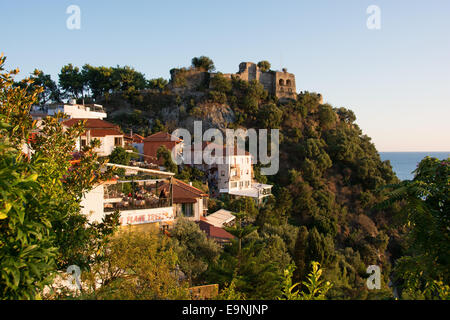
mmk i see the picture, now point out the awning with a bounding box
[204,209,235,228]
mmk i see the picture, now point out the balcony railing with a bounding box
[104,198,171,212]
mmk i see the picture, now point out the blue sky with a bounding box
[1,0,449,151]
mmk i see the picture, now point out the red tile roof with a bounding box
[63,119,123,137]
[160,178,208,204]
[198,220,234,241]
[124,133,145,143]
[82,128,123,138]
[144,132,183,143]
[63,118,118,129]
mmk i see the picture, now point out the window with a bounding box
[81,139,87,147]
[221,170,225,177]
[286,79,292,86]
[114,137,123,146]
[182,203,194,217]
[239,181,244,188]
[279,79,284,86]
[231,182,237,189]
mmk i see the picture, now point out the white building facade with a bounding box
[31,100,107,120]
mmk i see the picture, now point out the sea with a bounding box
[379,152,449,181]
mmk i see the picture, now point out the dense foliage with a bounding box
[379,157,449,299]
[3,54,448,300]
[0,55,119,299]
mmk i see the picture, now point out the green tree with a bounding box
[223,211,258,279]
[0,55,119,299]
[30,69,61,104]
[228,198,258,219]
[0,119,57,299]
[318,104,337,129]
[81,64,113,100]
[156,145,178,173]
[82,229,190,299]
[379,156,449,299]
[257,60,271,72]
[152,119,166,134]
[170,218,221,285]
[109,146,131,165]
[210,73,232,93]
[59,63,84,98]
[279,262,333,300]
[147,77,168,92]
[216,279,246,300]
[293,226,309,282]
[191,56,215,72]
[258,103,283,128]
[207,231,288,299]
[111,65,146,101]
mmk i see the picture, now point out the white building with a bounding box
[81,164,177,230]
[62,118,124,157]
[160,178,209,222]
[80,165,210,231]
[189,142,273,204]
[31,99,107,120]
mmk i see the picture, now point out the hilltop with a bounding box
[88,59,400,298]
[27,57,403,298]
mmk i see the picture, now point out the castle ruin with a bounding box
[217,62,297,101]
[170,61,297,101]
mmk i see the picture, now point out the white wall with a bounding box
[80,184,105,223]
[48,104,107,119]
[218,154,252,192]
[174,197,204,222]
[89,135,123,156]
[81,185,175,226]
[119,207,174,226]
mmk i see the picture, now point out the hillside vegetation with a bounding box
[14,56,448,300]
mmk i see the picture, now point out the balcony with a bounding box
[104,197,171,212]
[103,178,172,212]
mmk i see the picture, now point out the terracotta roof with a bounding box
[81,128,123,137]
[63,118,118,129]
[144,132,183,143]
[63,119,123,137]
[161,178,207,204]
[198,220,234,241]
[124,133,145,143]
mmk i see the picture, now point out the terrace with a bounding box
[31,103,107,120]
[103,163,175,213]
[103,179,171,212]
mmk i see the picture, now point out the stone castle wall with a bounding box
[171,62,297,101]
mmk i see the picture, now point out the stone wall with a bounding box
[274,70,296,100]
[173,62,298,101]
[210,62,297,101]
[169,68,209,91]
